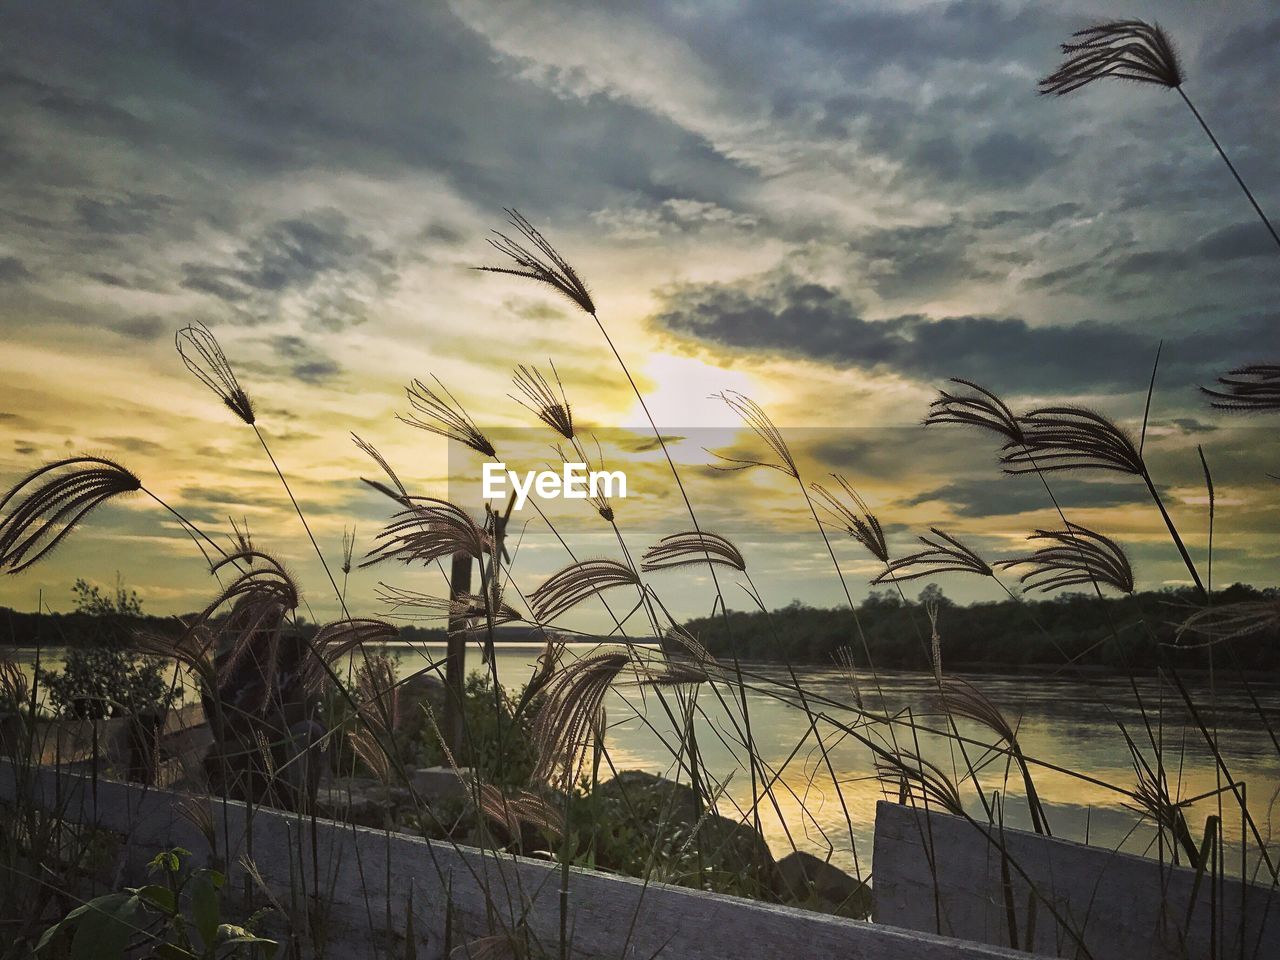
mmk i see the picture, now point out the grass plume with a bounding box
[0,456,142,573]
[997,523,1135,595]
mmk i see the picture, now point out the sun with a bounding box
[624,351,760,429]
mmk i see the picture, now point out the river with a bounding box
[11,641,1279,880]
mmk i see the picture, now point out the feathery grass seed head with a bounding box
[1200,364,1280,413]
[1039,19,1183,96]
[711,390,798,478]
[529,558,641,623]
[512,362,574,440]
[0,456,142,573]
[872,528,992,584]
[399,377,496,458]
[176,322,255,425]
[997,522,1135,594]
[1006,406,1144,475]
[811,476,889,563]
[363,492,492,567]
[478,209,595,315]
[641,530,746,573]
[925,379,1025,448]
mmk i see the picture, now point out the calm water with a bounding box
[12,642,1280,878]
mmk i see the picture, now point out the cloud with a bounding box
[0,68,147,139]
[904,477,1147,518]
[1,0,1278,613]
[268,335,342,384]
[75,193,172,235]
[653,270,1275,393]
[181,209,399,330]
[110,315,166,340]
[969,131,1059,187]
[591,198,758,241]
[0,255,31,282]
[1023,222,1280,301]
[1197,222,1277,262]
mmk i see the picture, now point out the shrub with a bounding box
[38,646,180,719]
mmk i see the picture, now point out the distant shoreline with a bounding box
[5,637,1276,687]
[6,591,1278,683]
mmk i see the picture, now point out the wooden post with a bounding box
[444,551,472,757]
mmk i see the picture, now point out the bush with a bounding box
[34,576,181,719]
[38,646,180,719]
[406,671,538,787]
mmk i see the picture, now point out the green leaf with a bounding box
[135,884,177,914]
[34,919,66,954]
[34,895,119,954]
[149,848,188,876]
[195,868,225,890]
[190,872,220,950]
[68,893,141,960]
[218,924,279,957]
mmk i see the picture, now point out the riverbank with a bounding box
[686,583,1280,674]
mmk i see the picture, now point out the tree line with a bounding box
[685,583,1280,673]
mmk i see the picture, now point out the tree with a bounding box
[916,583,949,608]
[37,578,176,719]
[72,573,143,617]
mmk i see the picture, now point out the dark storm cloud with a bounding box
[181,210,398,330]
[1197,223,1277,262]
[855,219,1001,298]
[0,68,147,140]
[1,0,1272,344]
[0,255,31,282]
[76,194,172,235]
[969,131,1059,187]
[110,315,166,341]
[905,477,1146,519]
[971,203,1081,230]
[708,0,1071,195]
[1205,13,1280,89]
[0,2,751,212]
[653,271,1275,393]
[268,335,342,385]
[0,0,758,352]
[1024,221,1280,298]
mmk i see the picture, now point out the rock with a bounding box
[595,770,774,887]
[315,776,415,829]
[410,765,472,803]
[774,850,871,918]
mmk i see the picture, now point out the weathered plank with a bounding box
[2,763,1025,960]
[873,799,1280,959]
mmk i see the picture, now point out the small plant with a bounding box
[35,847,276,959]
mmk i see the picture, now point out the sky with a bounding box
[0,0,1277,629]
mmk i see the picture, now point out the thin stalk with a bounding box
[253,426,348,617]
[1177,88,1280,254]
[1141,468,1206,599]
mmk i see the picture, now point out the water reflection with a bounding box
[12,641,1278,878]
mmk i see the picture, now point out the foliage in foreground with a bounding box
[36,848,276,960]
